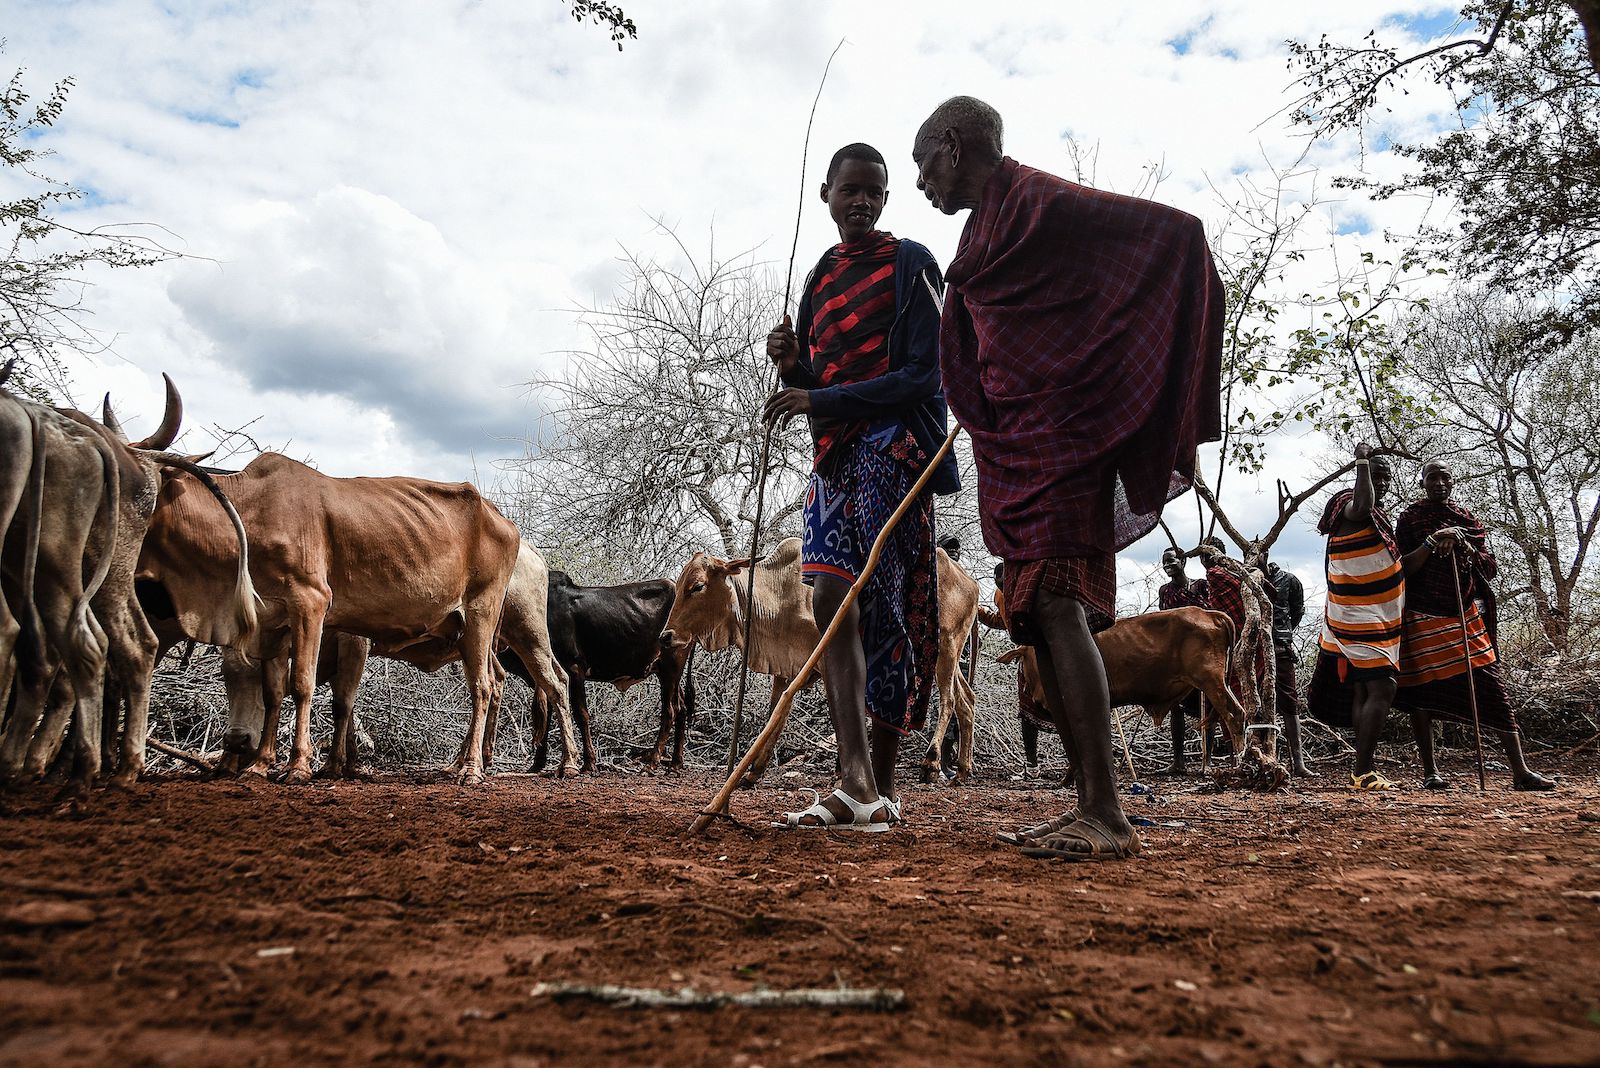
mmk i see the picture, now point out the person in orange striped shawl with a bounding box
[1306,444,1405,790]
[1393,460,1555,791]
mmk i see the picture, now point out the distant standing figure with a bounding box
[1305,446,1404,789]
[1393,460,1555,791]
[1263,551,1309,776]
[1156,546,1209,774]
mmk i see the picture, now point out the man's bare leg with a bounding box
[870,721,900,803]
[1411,710,1446,788]
[1351,677,1395,778]
[1028,589,1135,855]
[1499,729,1555,790]
[802,575,887,825]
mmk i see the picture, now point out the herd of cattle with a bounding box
[0,365,1259,806]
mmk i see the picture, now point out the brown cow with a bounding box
[200,541,567,782]
[969,606,1248,769]
[660,537,980,783]
[138,452,520,785]
[2,376,254,796]
[0,390,121,794]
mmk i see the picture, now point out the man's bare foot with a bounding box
[996,807,1083,847]
[1019,815,1141,860]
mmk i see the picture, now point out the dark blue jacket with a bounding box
[780,238,961,496]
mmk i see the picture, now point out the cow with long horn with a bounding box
[7,376,255,792]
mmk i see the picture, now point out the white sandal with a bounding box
[775,788,891,832]
[880,796,903,825]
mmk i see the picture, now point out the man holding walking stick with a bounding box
[1394,460,1556,791]
[762,142,960,830]
[912,97,1224,859]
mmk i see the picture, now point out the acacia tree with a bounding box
[509,234,812,580]
[1,47,180,400]
[1187,158,1430,564]
[1371,293,1600,653]
[1287,1,1600,340]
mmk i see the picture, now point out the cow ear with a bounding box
[721,556,753,576]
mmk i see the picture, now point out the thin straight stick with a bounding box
[1112,709,1138,782]
[1448,547,1489,793]
[726,37,847,776]
[691,423,960,835]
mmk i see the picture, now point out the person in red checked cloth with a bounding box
[1393,459,1555,791]
[912,97,1224,860]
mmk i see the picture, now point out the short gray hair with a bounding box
[917,95,1004,163]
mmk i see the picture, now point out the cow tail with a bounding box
[1221,613,1238,674]
[682,644,696,727]
[142,453,259,644]
[16,405,48,679]
[59,435,118,678]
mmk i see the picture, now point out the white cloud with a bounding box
[8,0,1477,588]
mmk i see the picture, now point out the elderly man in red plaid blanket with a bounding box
[913,97,1224,860]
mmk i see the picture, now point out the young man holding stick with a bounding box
[763,143,959,830]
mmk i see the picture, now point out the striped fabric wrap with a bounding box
[1318,525,1404,672]
[1398,603,1495,687]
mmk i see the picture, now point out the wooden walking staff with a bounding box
[690,423,962,835]
[1447,543,1490,793]
[725,38,846,775]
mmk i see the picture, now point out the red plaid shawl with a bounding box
[1394,498,1496,616]
[940,158,1224,558]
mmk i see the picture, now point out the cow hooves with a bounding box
[106,771,140,792]
[456,769,486,787]
[918,765,936,785]
[283,766,313,786]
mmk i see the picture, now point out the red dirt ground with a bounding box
[3,753,1599,1067]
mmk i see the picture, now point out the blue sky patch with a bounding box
[1393,8,1463,41]
[181,109,240,129]
[1166,16,1213,56]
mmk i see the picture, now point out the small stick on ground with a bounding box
[529,981,906,1012]
[145,736,217,772]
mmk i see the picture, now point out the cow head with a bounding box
[660,550,751,654]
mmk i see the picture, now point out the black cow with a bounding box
[501,571,694,774]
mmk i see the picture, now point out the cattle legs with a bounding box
[319,634,369,779]
[451,605,502,786]
[737,675,789,788]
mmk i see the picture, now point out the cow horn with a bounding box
[129,373,183,450]
[101,394,129,441]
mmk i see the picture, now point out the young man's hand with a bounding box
[1354,442,1373,461]
[764,388,811,426]
[767,314,800,376]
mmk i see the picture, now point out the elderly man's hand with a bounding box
[1431,528,1460,554]
[764,388,812,427]
[767,315,800,377]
